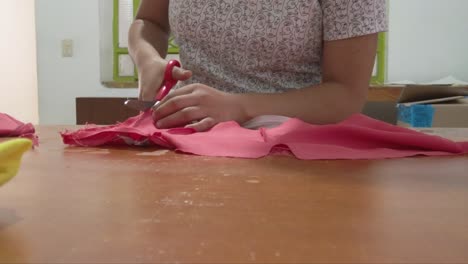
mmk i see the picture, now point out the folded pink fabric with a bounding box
[61,112,468,160]
[0,113,38,145]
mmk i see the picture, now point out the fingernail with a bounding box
[152,101,161,109]
[156,121,162,128]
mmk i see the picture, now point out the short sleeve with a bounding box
[322,0,388,41]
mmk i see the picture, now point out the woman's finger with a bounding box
[162,83,198,102]
[155,106,207,129]
[152,93,199,120]
[172,67,192,81]
[185,117,216,132]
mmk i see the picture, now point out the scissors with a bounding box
[124,60,181,111]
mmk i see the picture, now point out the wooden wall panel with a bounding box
[76,98,139,125]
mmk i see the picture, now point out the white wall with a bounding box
[387,0,468,83]
[36,0,135,125]
[0,0,39,124]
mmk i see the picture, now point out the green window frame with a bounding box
[113,0,138,82]
[372,32,387,85]
[113,0,179,82]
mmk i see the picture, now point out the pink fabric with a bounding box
[61,112,468,160]
[0,113,38,145]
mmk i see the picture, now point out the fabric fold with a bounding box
[0,113,38,146]
[61,112,468,160]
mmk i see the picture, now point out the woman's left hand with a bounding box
[152,83,249,131]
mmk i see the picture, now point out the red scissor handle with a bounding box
[155,60,181,101]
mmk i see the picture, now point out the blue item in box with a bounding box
[397,104,435,128]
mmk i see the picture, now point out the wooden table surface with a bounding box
[1,126,468,264]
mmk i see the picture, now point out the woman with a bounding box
[129,0,387,131]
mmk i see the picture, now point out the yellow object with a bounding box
[0,139,32,186]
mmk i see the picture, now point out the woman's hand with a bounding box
[152,83,249,132]
[138,59,192,101]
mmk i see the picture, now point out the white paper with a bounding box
[422,76,468,86]
[388,76,468,86]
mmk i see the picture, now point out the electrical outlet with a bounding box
[62,39,73,57]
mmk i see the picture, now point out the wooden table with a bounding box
[1,126,468,264]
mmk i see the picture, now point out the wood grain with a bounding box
[1,126,468,263]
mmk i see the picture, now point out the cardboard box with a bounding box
[396,85,468,128]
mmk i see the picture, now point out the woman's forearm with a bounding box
[128,19,169,68]
[238,82,368,124]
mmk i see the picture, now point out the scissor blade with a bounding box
[124,100,157,111]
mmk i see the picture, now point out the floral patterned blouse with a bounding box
[169,0,387,93]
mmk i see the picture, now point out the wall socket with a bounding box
[62,39,73,57]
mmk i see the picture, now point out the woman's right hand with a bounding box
[138,58,192,101]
